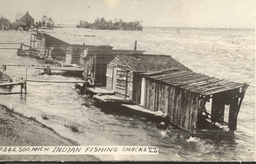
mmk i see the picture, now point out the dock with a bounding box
[121,104,167,117]
[27,79,87,83]
[34,67,84,72]
[86,87,115,95]
[0,80,27,95]
[93,95,132,104]
[0,81,25,87]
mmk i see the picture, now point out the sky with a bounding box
[0,0,254,28]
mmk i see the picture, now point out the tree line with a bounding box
[34,15,54,29]
[77,17,143,31]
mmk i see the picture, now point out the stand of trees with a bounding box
[35,15,54,29]
[77,17,143,31]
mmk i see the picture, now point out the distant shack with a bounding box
[83,49,145,86]
[0,17,10,30]
[15,12,34,31]
[65,44,113,66]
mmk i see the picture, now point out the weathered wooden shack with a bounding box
[105,54,191,99]
[137,69,248,132]
[35,32,70,60]
[0,17,10,30]
[65,44,113,66]
[83,49,145,86]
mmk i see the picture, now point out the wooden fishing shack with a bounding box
[83,49,145,86]
[65,44,113,66]
[35,32,70,59]
[106,54,191,99]
[93,54,191,104]
[135,69,248,132]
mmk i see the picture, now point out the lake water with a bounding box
[0,27,254,161]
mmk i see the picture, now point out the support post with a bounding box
[125,70,129,99]
[228,96,239,131]
[134,41,137,51]
[25,66,27,93]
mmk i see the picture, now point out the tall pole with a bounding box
[25,65,27,94]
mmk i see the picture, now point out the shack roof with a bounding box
[88,49,145,56]
[116,54,192,72]
[141,69,247,96]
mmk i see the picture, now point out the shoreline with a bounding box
[0,104,99,161]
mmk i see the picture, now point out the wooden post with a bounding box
[134,41,137,51]
[211,93,225,124]
[30,34,32,48]
[228,96,239,131]
[125,70,129,99]
[25,66,27,94]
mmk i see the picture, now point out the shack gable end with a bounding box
[139,69,248,132]
[107,57,133,98]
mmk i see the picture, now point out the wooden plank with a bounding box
[170,74,208,85]
[191,93,199,130]
[188,92,195,131]
[168,86,175,124]
[141,68,180,76]
[191,80,230,93]
[160,84,165,113]
[86,87,115,95]
[162,74,204,86]
[121,104,167,116]
[228,96,239,130]
[182,78,222,90]
[199,82,242,95]
[175,88,182,128]
[150,71,186,80]
[164,73,202,83]
[164,85,169,114]
[161,84,166,113]
[27,80,87,83]
[154,83,159,112]
[145,79,150,109]
[173,87,178,126]
[184,91,191,131]
[149,81,155,111]
[179,90,186,128]
[204,84,243,95]
[157,72,194,81]
[0,81,24,87]
[35,67,84,72]
[157,83,161,112]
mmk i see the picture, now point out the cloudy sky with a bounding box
[0,0,254,28]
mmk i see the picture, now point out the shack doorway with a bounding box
[112,67,121,90]
[140,77,146,106]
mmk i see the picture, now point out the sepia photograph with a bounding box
[0,0,255,162]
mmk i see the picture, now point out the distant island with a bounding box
[77,17,143,31]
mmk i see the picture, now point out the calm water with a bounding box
[0,27,254,161]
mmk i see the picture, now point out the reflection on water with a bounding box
[0,28,254,161]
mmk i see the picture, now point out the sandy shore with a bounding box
[0,104,99,161]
